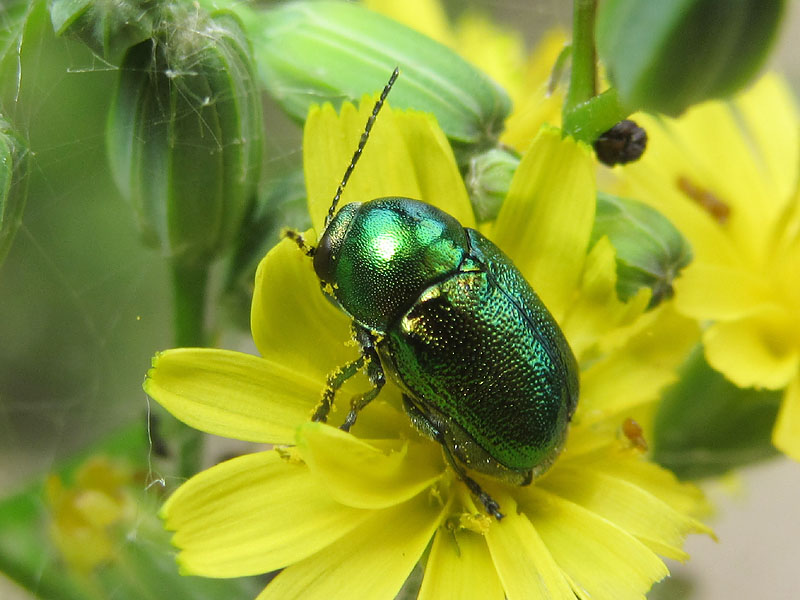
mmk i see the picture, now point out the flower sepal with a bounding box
[591,192,693,308]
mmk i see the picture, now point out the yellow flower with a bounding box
[612,73,800,460]
[46,456,136,572]
[363,0,565,150]
[144,100,708,599]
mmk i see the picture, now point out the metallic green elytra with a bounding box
[287,70,579,520]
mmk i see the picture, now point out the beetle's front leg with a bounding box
[341,328,385,432]
[282,227,316,257]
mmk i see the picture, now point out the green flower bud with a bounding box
[465,147,520,223]
[0,117,31,265]
[596,0,786,116]
[223,168,309,331]
[591,193,692,308]
[107,7,262,266]
[252,0,510,149]
[49,0,156,63]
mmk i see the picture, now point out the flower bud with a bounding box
[106,8,262,266]
[49,0,155,63]
[597,0,786,116]
[0,117,30,264]
[465,147,520,223]
[253,0,510,149]
[591,193,692,308]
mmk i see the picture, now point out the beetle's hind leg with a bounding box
[401,395,504,520]
[282,228,315,257]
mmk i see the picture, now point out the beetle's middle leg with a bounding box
[341,328,385,432]
[315,327,386,429]
[314,355,365,423]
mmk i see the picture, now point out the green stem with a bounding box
[562,87,630,143]
[170,259,210,477]
[562,0,634,143]
[171,259,209,347]
[565,0,598,111]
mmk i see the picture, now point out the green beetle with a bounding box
[287,70,579,519]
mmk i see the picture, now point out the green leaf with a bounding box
[251,0,511,149]
[652,345,782,480]
[597,0,786,116]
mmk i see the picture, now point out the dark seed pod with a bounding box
[593,120,647,166]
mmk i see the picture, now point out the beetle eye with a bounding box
[313,231,335,284]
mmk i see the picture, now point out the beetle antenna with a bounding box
[325,67,400,228]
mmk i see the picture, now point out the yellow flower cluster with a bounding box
[614,74,800,460]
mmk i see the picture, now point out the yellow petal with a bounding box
[396,109,475,227]
[703,309,800,389]
[485,491,573,600]
[296,422,443,509]
[542,466,705,561]
[162,451,369,577]
[616,115,741,267]
[501,30,567,151]
[364,0,455,46]
[674,262,773,321]
[578,306,700,428]
[418,528,504,600]
[304,101,473,234]
[493,126,595,321]
[561,236,650,359]
[578,446,711,522]
[258,492,445,600]
[734,74,800,210]
[519,485,669,600]
[144,348,318,444]
[657,99,773,254]
[773,375,800,460]
[251,237,357,382]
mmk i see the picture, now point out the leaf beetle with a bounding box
[286,69,579,519]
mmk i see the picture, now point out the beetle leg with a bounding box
[446,457,504,521]
[341,352,385,432]
[314,355,365,423]
[282,228,316,257]
[401,395,504,521]
[341,329,386,432]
